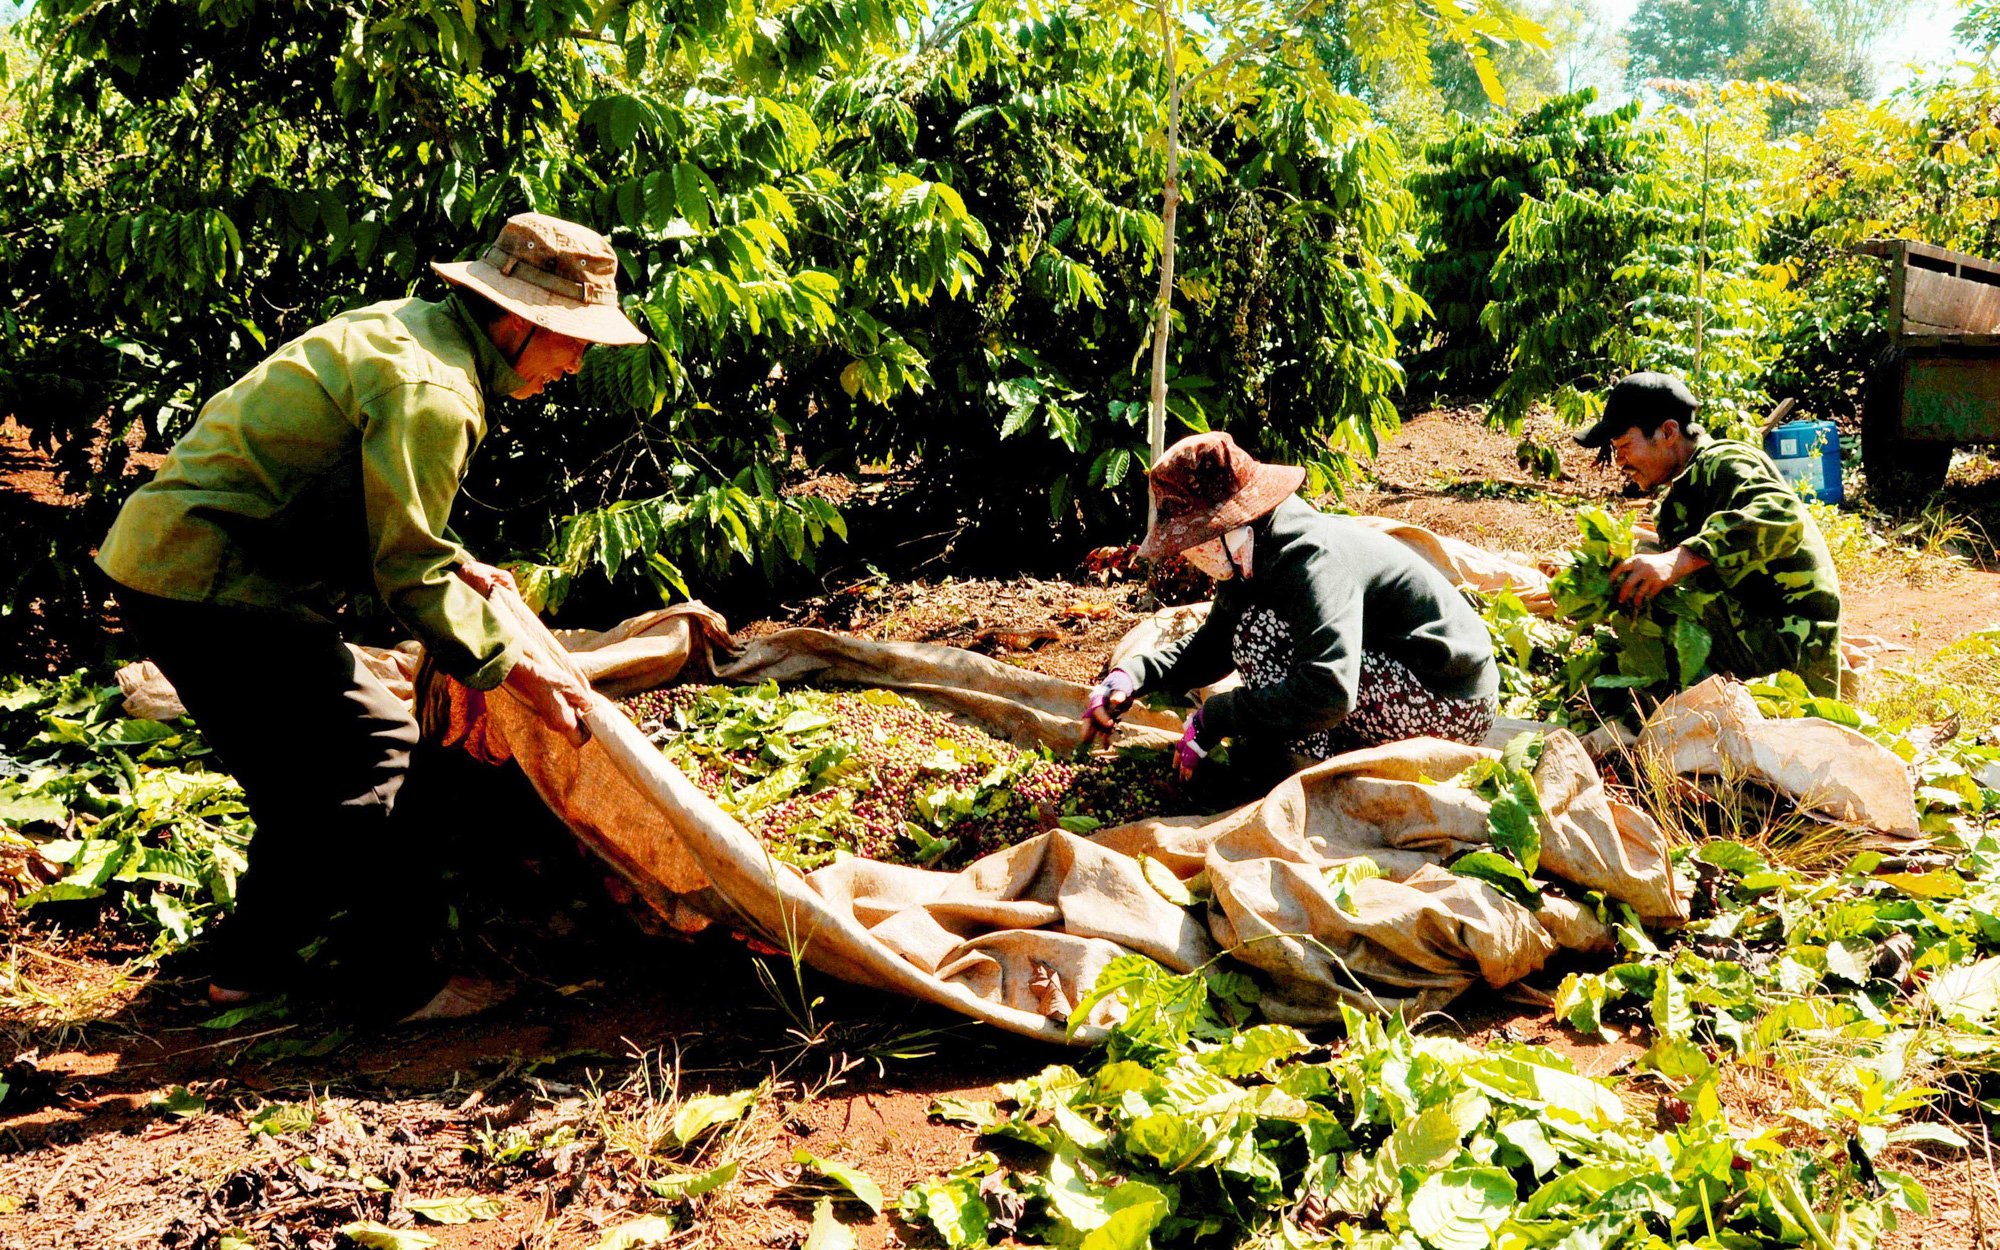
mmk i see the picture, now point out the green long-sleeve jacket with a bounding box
[97,295,526,689]
[1657,429,1842,696]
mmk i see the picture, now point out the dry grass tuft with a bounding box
[0,938,149,1051]
[1624,739,1851,871]
[1812,501,1989,592]
[1867,630,2000,734]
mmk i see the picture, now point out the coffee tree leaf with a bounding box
[647,1160,738,1202]
[338,1223,437,1250]
[804,1198,856,1250]
[592,1214,676,1250]
[795,1150,883,1213]
[407,1195,504,1225]
[669,1088,758,1146]
[897,1174,990,1250]
[1405,1167,1515,1250]
[246,1102,319,1136]
[150,1085,207,1120]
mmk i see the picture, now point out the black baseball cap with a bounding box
[1576,372,1700,449]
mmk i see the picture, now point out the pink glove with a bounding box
[1082,669,1138,741]
[1174,708,1208,780]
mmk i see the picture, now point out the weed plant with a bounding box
[1809,501,1986,591]
[900,959,1911,1249]
[1866,631,2000,736]
[0,669,249,948]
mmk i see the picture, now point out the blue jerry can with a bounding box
[1763,419,1844,506]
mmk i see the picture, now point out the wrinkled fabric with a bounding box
[421,598,1678,1042]
[1638,676,1919,838]
[124,590,1691,1044]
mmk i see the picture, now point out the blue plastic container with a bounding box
[1763,419,1844,505]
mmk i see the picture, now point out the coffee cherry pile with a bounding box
[616,683,1200,872]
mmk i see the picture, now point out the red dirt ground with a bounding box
[3,409,1997,1248]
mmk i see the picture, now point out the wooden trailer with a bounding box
[1858,238,2000,498]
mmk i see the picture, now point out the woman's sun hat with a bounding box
[1137,432,1306,560]
[432,213,646,346]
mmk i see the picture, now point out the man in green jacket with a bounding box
[97,212,645,1020]
[1576,372,1843,697]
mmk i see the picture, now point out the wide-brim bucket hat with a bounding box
[1137,432,1306,560]
[432,212,647,346]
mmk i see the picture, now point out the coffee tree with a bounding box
[0,0,1547,618]
[1408,81,1792,438]
[0,0,952,620]
[1408,89,1643,392]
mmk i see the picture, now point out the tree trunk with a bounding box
[1146,4,1181,535]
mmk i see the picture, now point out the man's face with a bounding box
[1608,422,1689,492]
[508,327,592,399]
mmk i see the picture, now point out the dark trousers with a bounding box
[115,586,450,1011]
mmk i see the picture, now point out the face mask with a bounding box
[1184,527,1253,580]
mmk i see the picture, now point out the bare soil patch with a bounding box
[1347,406,1630,557]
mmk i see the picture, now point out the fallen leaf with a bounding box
[407,1194,504,1224]
[795,1150,883,1213]
[150,1085,207,1120]
[593,1214,677,1250]
[338,1222,437,1250]
[669,1088,759,1146]
[1061,601,1116,620]
[973,627,1059,651]
[804,1198,857,1250]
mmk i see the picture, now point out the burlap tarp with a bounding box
[1638,676,1921,838]
[108,512,1935,1041]
[379,586,1683,1043]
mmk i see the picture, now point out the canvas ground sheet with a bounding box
[405,586,1685,1044]
[110,517,1931,1042]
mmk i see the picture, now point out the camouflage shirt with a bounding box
[1656,429,1842,695]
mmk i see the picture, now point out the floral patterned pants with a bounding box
[1232,606,1497,760]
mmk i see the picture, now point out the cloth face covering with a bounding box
[1183,526,1254,580]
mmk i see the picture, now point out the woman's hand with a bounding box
[1174,708,1208,781]
[1081,669,1138,743]
[502,651,594,746]
[455,560,518,598]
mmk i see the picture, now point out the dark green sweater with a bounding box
[1120,498,1498,743]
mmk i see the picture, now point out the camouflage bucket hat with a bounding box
[1137,432,1306,561]
[431,212,646,346]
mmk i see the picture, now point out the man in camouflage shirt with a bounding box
[1577,372,1842,696]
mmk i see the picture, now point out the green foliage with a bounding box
[1624,0,1873,130]
[803,6,1436,545]
[0,670,249,949]
[1,0,937,610]
[0,0,1511,603]
[1480,84,1794,434]
[1560,816,2000,1163]
[623,682,1202,870]
[1548,506,1719,715]
[1409,89,1644,390]
[1766,69,2000,426]
[901,962,1903,1250]
[1960,0,2000,49]
[1445,734,1550,906]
